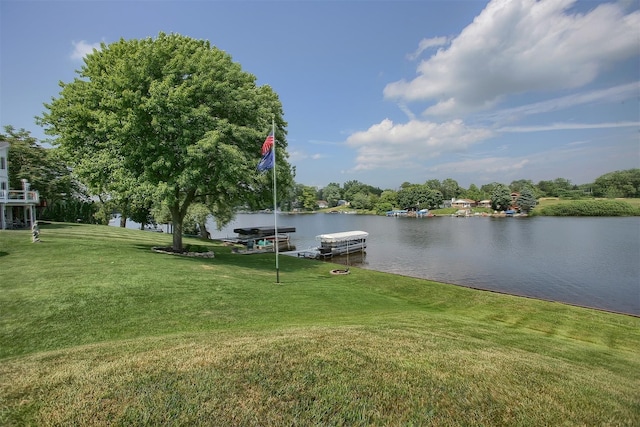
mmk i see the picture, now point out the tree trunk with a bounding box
[198,221,209,239]
[170,189,196,252]
[172,219,183,251]
[170,203,184,251]
[119,215,126,227]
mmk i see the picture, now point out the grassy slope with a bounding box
[538,197,640,207]
[1,223,638,426]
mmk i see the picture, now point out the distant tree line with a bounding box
[281,170,640,214]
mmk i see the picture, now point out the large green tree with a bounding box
[321,183,342,207]
[397,184,442,210]
[461,183,485,202]
[516,186,537,213]
[490,183,512,211]
[592,169,640,198]
[441,178,461,200]
[300,186,318,211]
[40,33,291,250]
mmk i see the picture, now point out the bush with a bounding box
[40,199,98,223]
[184,244,211,253]
[538,200,640,216]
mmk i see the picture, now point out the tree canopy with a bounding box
[592,169,640,198]
[39,33,292,250]
[516,186,537,213]
[491,183,512,211]
[397,184,443,210]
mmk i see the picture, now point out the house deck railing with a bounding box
[0,189,40,204]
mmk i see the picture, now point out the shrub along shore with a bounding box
[1,223,639,426]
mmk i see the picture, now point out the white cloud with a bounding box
[406,36,448,61]
[384,0,640,116]
[288,150,327,162]
[345,118,493,171]
[287,150,307,162]
[426,136,639,186]
[397,103,416,121]
[498,121,640,133]
[480,82,640,125]
[70,40,101,60]
[429,157,530,175]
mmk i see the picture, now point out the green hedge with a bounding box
[536,200,640,216]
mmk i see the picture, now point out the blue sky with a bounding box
[1,0,638,190]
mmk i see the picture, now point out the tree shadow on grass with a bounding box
[0,251,8,257]
[130,242,293,273]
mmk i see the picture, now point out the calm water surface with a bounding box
[207,213,640,316]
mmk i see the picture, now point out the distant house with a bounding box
[317,200,328,209]
[510,192,521,210]
[451,198,477,209]
[478,200,492,208]
[0,140,40,230]
[337,199,349,207]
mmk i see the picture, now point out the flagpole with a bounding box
[271,118,279,283]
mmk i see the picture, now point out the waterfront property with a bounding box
[0,141,40,230]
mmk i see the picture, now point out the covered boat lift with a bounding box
[315,230,368,259]
[225,225,296,253]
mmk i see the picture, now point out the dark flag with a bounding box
[257,148,274,171]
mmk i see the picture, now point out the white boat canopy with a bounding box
[316,230,369,243]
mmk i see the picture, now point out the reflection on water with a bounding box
[206,213,639,315]
[319,251,367,268]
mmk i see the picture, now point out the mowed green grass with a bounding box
[537,197,640,209]
[1,223,639,426]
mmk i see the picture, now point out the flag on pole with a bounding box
[261,131,274,155]
[257,131,275,172]
[257,149,274,171]
[258,124,280,283]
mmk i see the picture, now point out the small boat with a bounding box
[314,230,368,259]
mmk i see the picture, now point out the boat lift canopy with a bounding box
[233,226,296,237]
[316,230,369,243]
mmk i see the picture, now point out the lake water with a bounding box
[204,213,640,316]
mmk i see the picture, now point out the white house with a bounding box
[0,140,40,230]
[451,198,477,209]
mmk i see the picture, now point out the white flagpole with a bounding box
[271,118,280,283]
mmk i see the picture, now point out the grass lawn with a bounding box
[1,223,639,426]
[536,197,640,209]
